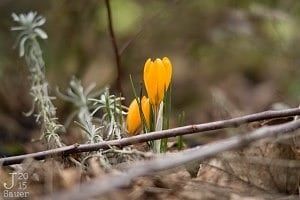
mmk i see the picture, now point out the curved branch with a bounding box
[46,118,300,200]
[1,107,300,166]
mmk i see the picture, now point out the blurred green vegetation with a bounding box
[0,0,300,150]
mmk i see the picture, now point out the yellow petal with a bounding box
[126,96,151,136]
[143,59,152,100]
[141,96,150,128]
[143,57,173,106]
[144,59,158,105]
[126,98,141,135]
[162,57,172,90]
[143,58,152,82]
[154,58,165,105]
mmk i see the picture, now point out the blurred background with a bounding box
[0,0,300,154]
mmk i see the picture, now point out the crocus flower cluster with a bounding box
[126,57,172,136]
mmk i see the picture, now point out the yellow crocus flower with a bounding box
[126,96,150,136]
[143,57,172,106]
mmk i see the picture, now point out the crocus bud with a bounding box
[126,96,150,135]
[143,57,172,106]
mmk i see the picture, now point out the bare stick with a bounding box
[119,0,180,55]
[45,119,300,200]
[1,108,300,166]
[105,0,123,94]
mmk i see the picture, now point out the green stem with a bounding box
[160,86,171,153]
[177,111,185,150]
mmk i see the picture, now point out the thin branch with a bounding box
[105,0,123,94]
[45,119,300,200]
[119,0,180,55]
[1,108,300,166]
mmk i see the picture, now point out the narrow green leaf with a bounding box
[177,111,185,150]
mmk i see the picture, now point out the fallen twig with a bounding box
[1,107,300,166]
[45,119,300,200]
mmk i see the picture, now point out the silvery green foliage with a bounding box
[58,78,133,167]
[58,77,127,143]
[90,88,127,140]
[11,12,63,148]
[11,12,48,57]
[57,77,104,144]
